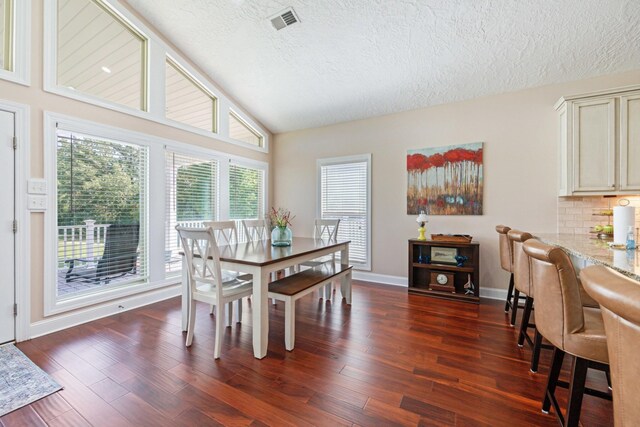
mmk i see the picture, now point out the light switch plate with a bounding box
[28,179,47,194]
[28,195,47,211]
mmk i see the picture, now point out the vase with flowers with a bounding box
[269,207,295,246]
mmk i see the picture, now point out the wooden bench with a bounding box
[269,262,353,351]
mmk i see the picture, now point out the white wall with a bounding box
[273,70,640,293]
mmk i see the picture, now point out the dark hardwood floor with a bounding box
[2,282,613,426]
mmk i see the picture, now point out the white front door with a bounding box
[0,110,15,343]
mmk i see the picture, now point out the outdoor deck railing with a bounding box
[57,220,110,267]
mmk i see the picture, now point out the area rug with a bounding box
[0,343,62,416]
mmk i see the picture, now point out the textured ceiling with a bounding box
[124,0,640,133]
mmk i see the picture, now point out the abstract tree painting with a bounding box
[407,142,483,215]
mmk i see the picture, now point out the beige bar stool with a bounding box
[581,265,640,427]
[508,230,547,372]
[523,239,611,427]
[496,225,518,320]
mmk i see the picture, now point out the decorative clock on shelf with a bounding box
[429,271,455,293]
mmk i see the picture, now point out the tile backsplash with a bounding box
[558,196,640,235]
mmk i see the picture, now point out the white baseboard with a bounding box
[353,271,508,301]
[28,285,181,340]
[352,271,407,287]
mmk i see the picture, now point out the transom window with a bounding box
[229,111,264,148]
[0,0,12,71]
[57,0,147,110]
[56,130,149,299]
[166,58,217,132]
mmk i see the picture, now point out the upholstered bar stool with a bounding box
[507,230,545,372]
[523,240,611,427]
[581,265,640,427]
[496,225,516,315]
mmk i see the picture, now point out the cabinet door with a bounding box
[572,98,616,192]
[620,93,640,191]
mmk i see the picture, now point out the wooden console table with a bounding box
[408,239,480,303]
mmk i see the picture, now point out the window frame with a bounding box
[229,108,265,148]
[43,0,269,153]
[48,0,149,112]
[0,0,30,85]
[165,56,218,133]
[43,112,269,316]
[317,154,372,271]
[44,113,156,315]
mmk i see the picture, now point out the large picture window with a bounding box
[56,130,148,298]
[318,155,371,270]
[165,151,218,273]
[166,58,217,132]
[57,0,147,110]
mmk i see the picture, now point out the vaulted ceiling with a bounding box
[124,0,640,133]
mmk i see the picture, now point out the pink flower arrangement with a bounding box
[269,207,295,228]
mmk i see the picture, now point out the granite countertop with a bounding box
[534,233,640,281]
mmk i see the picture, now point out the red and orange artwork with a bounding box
[407,142,483,215]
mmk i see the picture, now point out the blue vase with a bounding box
[271,226,292,246]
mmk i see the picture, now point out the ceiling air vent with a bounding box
[270,8,299,31]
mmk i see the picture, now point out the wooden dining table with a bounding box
[181,237,351,359]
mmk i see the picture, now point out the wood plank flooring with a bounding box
[2,282,613,426]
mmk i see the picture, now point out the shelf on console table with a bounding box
[408,239,480,303]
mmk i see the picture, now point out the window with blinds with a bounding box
[0,0,12,72]
[229,164,265,221]
[229,111,263,147]
[166,58,217,132]
[56,130,148,298]
[319,156,371,270]
[165,151,218,273]
[57,0,148,110]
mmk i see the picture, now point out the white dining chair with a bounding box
[242,219,269,242]
[242,218,279,304]
[203,220,252,316]
[176,226,252,359]
[300,219,340,299]
[203,220,239,246]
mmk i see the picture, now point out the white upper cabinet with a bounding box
[557,86,640,196]
[620,93,640,191]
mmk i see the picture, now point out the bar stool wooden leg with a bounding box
[504,273,514,312]
[510,289,520,326]
[531,329,543,373]
[518,296,533,347]
[565,356,589,427]
[542,347,565,415]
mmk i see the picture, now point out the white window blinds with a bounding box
[229,164,265,221]
[165,151,218,273]
[320,157,370,269]
[56,130,148,297]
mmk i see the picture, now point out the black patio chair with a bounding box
[65,224,140,284]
